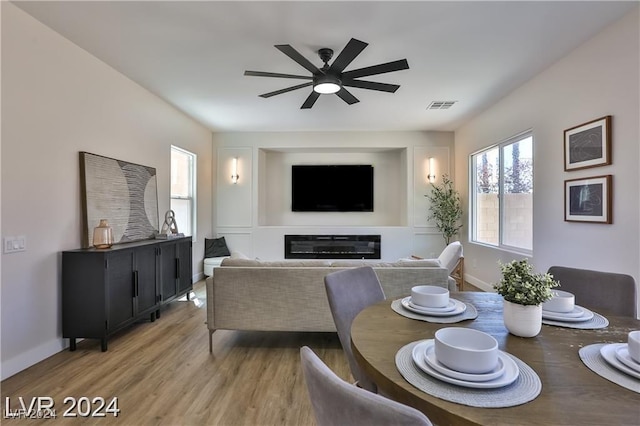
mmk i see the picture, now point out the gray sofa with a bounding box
[205,258,450,351]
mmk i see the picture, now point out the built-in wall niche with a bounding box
[257,148,408,226]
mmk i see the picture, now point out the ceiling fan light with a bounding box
[314,82,341,94]
[313,74,341,94]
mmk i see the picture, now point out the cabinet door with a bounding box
[107,250,135,332]
[160,243,177,301]
[135,245,158,314]
[177,239,193,294]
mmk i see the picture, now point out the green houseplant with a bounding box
[425,175,463,245]
[494,259,559,306]
[494,259,559,337]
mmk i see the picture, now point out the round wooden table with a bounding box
[351,292,640,426]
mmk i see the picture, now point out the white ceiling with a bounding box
[13,1,636,132]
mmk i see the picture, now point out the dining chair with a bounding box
[438,241,464,291]
[300,346,433,426]
[547,266,637,318]
[324,266,385,393]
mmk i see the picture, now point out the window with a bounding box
[470,131,533,252]
[171,146,196,238]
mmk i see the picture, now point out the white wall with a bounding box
[214,131,455,260]
[455,8,640,317]
[1,4,214,379]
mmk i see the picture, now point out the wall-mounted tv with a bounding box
[292,165,374,212]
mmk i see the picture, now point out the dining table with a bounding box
[350,291,640,426]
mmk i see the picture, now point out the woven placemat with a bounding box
[578,344,640,393]
[395,340,542,407]
[542,312,608,329]
[391,299,478,323]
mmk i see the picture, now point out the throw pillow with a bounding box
[205,237,231,258]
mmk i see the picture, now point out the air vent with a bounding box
[427,101,457,110]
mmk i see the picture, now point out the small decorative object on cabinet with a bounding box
[156,210,185,239]
[494,259,558,337]
[62,237,192,351]
[92,219,113,248]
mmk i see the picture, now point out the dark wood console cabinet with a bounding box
[62,237,192,351]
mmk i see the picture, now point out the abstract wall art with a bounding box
[80,152,159,248]
[564,175,612,224]
[564,116,611,171]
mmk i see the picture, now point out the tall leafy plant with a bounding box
[425,175,463,245]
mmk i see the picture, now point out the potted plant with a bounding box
[425,175,463,245]
[493,259,559,337]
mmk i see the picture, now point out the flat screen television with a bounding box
[292,165,374,212]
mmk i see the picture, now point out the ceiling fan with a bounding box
[244,38,409,109]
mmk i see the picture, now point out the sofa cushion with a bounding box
[221,258,332,267]
[205,237,231,258]
[438,241,463,273]
[330,260,398,268]
[221,258,262,267]
[394,259,442,267]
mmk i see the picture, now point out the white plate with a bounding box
[409,298,456,312]
[614,345,640,374]
[401,297,466,317]
[424,342,506,382]
[411,340,519,389]
[600,343,640,380]
[542,306,594,322]
[542,305,585,318]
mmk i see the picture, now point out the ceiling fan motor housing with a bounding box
[318,48,334,65]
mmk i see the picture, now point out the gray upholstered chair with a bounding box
[438,241,464,290]
[547,266,637,318]
[300,346,433,426]
[324,266,385,393]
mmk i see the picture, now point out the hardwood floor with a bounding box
[1,281,350,425]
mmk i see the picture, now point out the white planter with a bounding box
[502,300,542,338]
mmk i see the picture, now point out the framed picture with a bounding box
[80,152,159,248]
[564,115,611,171]
[564,175,612,224]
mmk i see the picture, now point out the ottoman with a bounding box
[204,256,228,277]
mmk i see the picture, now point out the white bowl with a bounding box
[411,285,449,308]
[542,290,575,313]
[628,330,640,363]
[434,328,499,374]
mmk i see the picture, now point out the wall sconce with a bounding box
[427,157,436,183]
[231,157,239,184]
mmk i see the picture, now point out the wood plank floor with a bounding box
[1,281,351,425]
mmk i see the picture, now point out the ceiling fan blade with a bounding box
[301,91,321,109]
[341,59,409,79]
[259,82,313,98]
[275,44,322,74]
[342,79,400,93]
[245,70,313,80]
[336,88,360,105]
[329,38,368,73]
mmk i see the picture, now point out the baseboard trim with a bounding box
[1,338,67,380]
[464,274,494,293]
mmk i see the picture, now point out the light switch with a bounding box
[3,236,26,253]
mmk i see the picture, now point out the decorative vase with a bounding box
[502,299,542,337]
[93,219,114,249]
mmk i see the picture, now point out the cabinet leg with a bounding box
[186,292,191,301]
[156,309,161,319]
[101,338,108,352]
[69,338,77,351]
[150,312,156,322]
